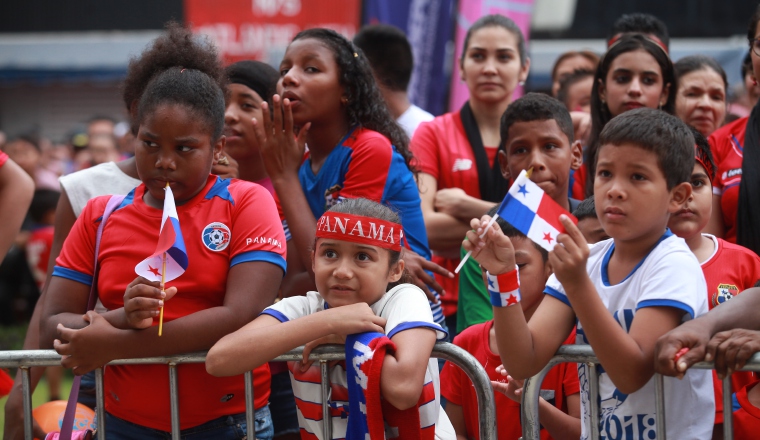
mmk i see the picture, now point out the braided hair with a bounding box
[292,28,416,172]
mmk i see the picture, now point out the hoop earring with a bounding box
[518,81,525,86]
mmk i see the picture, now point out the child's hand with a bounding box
[212,153,239,179]
[705,329,760,379]
[434,188,468,216]
[123,277,177,329]
[491,374,525,403]
[654,319,712,379]
[255,96,310,180]
[549,215,590,289]
[401,248,453,303]
[299,334,346,372]
[462,215,516,274]
[54,311,120,374]
[324,303,387,337]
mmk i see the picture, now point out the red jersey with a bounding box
[732,381,760,439]
[701,234,760,423]
[27,226,54,290]
[440,320,579,440]
[411,112,498,316]
[54,175,286,431]
[708,117,747,243]
[570,163,587,201]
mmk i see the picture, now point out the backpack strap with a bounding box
[59,193,126,440]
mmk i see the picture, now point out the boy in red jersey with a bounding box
[667,129,760,435]
[442,210,580,440]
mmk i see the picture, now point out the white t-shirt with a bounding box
[397,104,434,140]
[59,161,141,216]
[262,284,452,440]
[544,232,713,440]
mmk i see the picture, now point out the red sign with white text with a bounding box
[184,0,361,65]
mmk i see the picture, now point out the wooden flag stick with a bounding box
[454,168,532,274]
[159,252,166,336]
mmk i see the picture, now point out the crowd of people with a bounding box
[1,4,760,440]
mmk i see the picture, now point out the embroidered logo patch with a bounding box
[712,283,738,308]
[202,222,231,251]
[324,184,344,209]
[452,158,473,172]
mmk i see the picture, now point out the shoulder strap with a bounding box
[459,102,509,203]
[59,194,125,440]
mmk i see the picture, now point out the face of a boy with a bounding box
[668,163,712,241]
[594,143,686,246]
[499,119,582,207]
[577,217,610,245]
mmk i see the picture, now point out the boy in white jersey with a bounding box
[463,108,714,440]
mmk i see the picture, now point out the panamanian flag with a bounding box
[496,169,577,252]
[135,185,189,282]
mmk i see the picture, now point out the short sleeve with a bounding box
[409,120,441,179]
[543,273,571,309]
[635,247,705,320]
[261,295,312,323]
[0,151,8,167]
[53,196,107,286]
[440,357,465,405]
[228,182,287,274]
[381,285,447,340]
[457,246,493,332]
[561,361,581,396]
[340,132,393,202]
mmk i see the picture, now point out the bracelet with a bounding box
[487,268,521,307]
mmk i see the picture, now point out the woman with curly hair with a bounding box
[409,14,530,332]
[256,28,448,330]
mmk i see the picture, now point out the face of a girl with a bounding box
[552,54,596,96]
[461,26,529,106]
[312,239,404,308]
[136,103,223,209]
[278,38,345,126]
[599,49,669,117]
[751,23,760,89]
[668,162,712,241]
[224,83,264,160]
[675,68,726,137]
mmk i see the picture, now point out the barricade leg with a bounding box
[654,373,666,440]
[320,360,332,440]
[21,366,33,440]
[245,371,255,435]
[169,363,180,440]
[723,375,733,439]
[96,368,106,438]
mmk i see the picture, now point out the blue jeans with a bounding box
[96,405,273,440]
[269,370,300,437]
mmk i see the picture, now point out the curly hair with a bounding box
[122,21,225,132]
[291,28,416,172]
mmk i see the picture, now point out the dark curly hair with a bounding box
[122,21,225,133]
[291,28,416,172]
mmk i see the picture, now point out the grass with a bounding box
[0,374,75,435]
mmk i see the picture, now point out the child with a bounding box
[667,128,760,434]
[466,108,714,439]
[207,198,453,440]
[573,197,610,245]
[557,69,594,114]
[457,93,582,333]
[442,209,580,440]
[40,61,286,438]
[255,28,448,329]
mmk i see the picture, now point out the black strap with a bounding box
[459,101,509,202]
[737,104,760,255]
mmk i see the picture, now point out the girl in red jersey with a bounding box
[208,198,452,440]
[40,61,285,438]
[576,33,676,199]
[410,15,530,330]
[254,28,448,329]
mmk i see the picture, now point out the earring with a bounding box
[518,81,525,86]
[601,99,606,105]
[658,101,663,110]
[341,97,348,105]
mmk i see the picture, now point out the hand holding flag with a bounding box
[456,169,577,273]
[135,183,188,335]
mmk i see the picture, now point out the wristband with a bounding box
[487,267,521,307]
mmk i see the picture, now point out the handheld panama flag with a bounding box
[134,183,188,335]
[456,169,577,273]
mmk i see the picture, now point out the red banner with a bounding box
[185,0,361,65]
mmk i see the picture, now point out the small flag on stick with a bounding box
[456,169,577,273]
[135,183,188,335]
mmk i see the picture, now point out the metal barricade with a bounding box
[0,341,496,440]
[520,345,760,440]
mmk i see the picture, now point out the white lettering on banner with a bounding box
[252,0,301,16]
[317,217,401,247]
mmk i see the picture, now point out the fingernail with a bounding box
[560,214,568,221]
[704,353,713,362]
[158,300,164,307]
[677,361,687,371]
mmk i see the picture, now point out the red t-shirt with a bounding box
[570,163,587,201]
[54,175,286,431]
[701,234,760,423]
[27,226,54,290]
[732,381,760,438]
[441,320,579,440]
[411,112,498,316]
[708,117,747,243]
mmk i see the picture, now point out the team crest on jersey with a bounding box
[202,222,231,251]
[324,184,344,209]
[712,283,738,307]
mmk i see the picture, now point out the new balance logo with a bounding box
[452,158,473,172]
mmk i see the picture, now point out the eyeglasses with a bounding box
[752,38,760,57]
